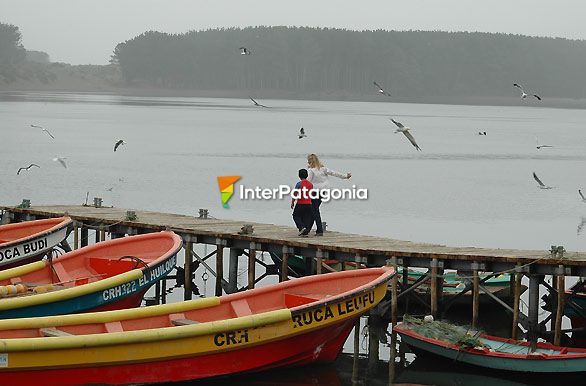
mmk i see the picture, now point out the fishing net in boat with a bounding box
[401,315,486,349]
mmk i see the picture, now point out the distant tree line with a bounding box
[0,22,26,82]
[112,26,586,99]
[0,21,57,84]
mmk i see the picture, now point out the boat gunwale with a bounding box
[0,217,71,249]
[0,231,183,311]
[0,268,393,352]
[395,324,586,360]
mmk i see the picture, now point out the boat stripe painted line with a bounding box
[0,297,220,330]
[0,270,143,311]
[0,309,292,352]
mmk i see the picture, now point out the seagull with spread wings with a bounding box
[114,139,126,152]
[52,157,67,169]
[389,118,421,151]
[249,97,268,108]
[30,124,55,139]
[533,172,552,189]
[298,127,307,139]
[373,81,391,97]
[16,164,40,175]
[513,83,541,101]
[239,47,251,55]
[536,136,553,150]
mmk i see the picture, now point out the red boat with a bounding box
[0,217,72,269]
[0,267,393,385]
[0,231,182,319]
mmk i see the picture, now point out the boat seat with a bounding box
[231,299,252,317]
[104,321,124,333]
[51,264,72,284]
[9,277,22,285]
[169,313,199,326]
[284,293,319,308]
[40,327,72,337]
[172,319,200,326]
[89,257,138,277]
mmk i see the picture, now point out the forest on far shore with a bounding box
[2,23,586,102]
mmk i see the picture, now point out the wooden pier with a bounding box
[3,203,586,372]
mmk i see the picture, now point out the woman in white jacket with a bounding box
[307,153,351,236]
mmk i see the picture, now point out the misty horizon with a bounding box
[1,0,586,64]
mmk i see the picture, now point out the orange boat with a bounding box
[0,267,393,385]
[0,231,182,319]
[0,217,72,269]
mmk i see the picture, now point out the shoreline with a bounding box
[1,84,585,110]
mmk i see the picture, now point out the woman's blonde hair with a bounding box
[307,153,324,169]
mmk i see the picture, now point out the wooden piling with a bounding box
[352,318,360,383]
[99,228,106,243]
[80,226,88,248]
[184,240,193,300]
[73,222,79,249]
[511,266,522,340]
[528,274,541,351]
[472,269,480,328]
[248,243,256,290]
[387,257,399,384]
[215,240,224,296]
[430,258,438,318]
[554,265,565,346]
[281,246,290,282]
[316,249,323,275]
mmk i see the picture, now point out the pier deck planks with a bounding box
[3,205,586,268]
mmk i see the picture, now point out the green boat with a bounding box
[395,319,586,373]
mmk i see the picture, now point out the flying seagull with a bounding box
[30,124,55,139]
[389,118,421,151]
[249,97,268,108]
[532,172,552,189]
[373,81,391,97]
[114,139,126,152]
[478,131,487,136]
[52,157,67,169]
[16,164,40,175]
[239,47,251,55]
[536,136,553,150]
[579,189,586,203]
[513,83,541,101]
[298,127,307,139]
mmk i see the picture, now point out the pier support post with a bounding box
[73,222,79,249]
[430,258,439,318]
[281,246,291,282]
[512,265,522,339]
[554,265,566,346]
[99,228,106,243]
[316,249,324,275]
[80,226,88,248]
[528,274,542,350]
[228,248,241,293]
[184,239,193,300]
[215,239,226,296]
[248,243,257,290]
[472,268,480,328]
[387,257,399,384]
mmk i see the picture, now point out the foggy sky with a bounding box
[1,0,585,65]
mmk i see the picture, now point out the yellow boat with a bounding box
[0,267,393,385]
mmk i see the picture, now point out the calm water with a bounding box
[1,92,586,385]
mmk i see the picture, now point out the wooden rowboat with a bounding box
[0,231,181,319]
[395,321,586,373]
[0,267,393,385]
[0,217,72,269]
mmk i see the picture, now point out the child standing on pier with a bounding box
[291,169,314,236]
